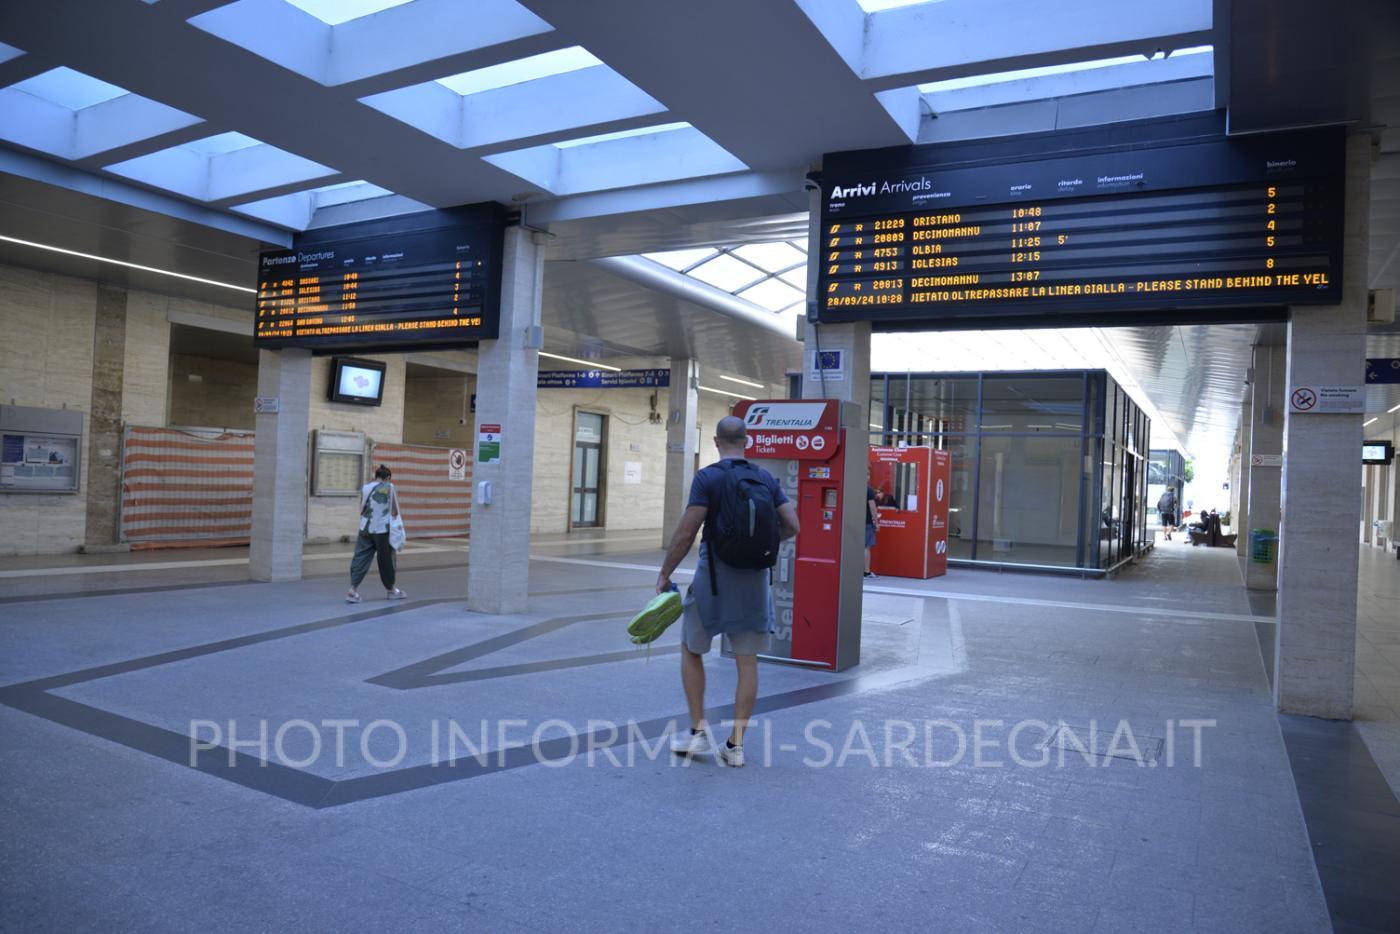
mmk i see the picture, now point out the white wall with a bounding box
[526,387,738,534]
[0,264,97,555]
[305,355,407,543]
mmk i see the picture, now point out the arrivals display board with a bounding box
[255,205,505,351]
[814,125,1344,326]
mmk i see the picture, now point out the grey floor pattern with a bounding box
[1,539,1334,932]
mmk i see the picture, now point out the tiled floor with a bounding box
[0,535,1372,931]
[1281,714,1400,933]
[1353,546,1400,798]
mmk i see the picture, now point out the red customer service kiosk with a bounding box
[868,445,952,579]
[728,399,865,671]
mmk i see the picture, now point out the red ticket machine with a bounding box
[868,446,952,579]
[729,399,864,671]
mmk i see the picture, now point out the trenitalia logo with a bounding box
[743,403,828,430]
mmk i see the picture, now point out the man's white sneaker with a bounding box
[386,588,407,600]
[670,729,712,757]
[718,743,745,768]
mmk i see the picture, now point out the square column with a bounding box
[1245,344,1286,589]
[466,226,543,615]
[1275,133,1371,719]
[249,347,311,582]
[661,358,698,548]
[1235,398,1252,559]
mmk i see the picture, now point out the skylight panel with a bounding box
[732,241,806,273]
[12,67,128,110]
[643,248,719,271]
[435,47,602,96]
[857,0,934,10]
[182,131,262,155]
[919,46,1212,94]
[685,253,767,292]
[311,180,393,207]
[284,0,413,25]
[554,122,689,149]
[736,278,805,312]
[779,268,809,289]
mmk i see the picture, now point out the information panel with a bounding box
[815,127,1344,326]
[255,205,505,351]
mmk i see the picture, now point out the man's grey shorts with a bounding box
[683,610,771,656]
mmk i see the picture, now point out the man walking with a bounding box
[656,415,800,767]
[1157,487,1178,541]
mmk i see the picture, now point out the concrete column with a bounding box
[1245,344,1286,589]
[1275,132,1371,719]
[661,357,698,547]
[1235,400,1251,558]
[466,226,544,615]
[249,347,311,582]
[85,285,127,547]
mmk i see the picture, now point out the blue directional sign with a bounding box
[1365,358,1400,384]
[538,368,670,389]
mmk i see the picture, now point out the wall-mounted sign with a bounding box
[1288,385,1365,414]
[538,368,670,389]
[1250,453,1283,467]
[808,349,845,384]
[1365,358,1400,384]
[448,448,468,481]
[623,461,642,485]
[0,406,83,494]
[477,423,501,464]
[254,396,280,414]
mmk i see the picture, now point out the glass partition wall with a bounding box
[870,370,1150,572]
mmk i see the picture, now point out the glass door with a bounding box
[571,412,606,528]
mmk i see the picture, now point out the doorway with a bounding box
[571,411,606,528]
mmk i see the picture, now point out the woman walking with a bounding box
[347,464,406,602]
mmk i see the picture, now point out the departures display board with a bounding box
[814,126,1344,326]
[254,204,505,351]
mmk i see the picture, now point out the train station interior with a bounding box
[1,1,1399,931]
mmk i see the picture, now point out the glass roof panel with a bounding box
[12,66,128,110]
[643,247,719,271]
[736,277,805,312]
[311,180,393,207]
[684,253,767,292]
[554,121,689,149]
[919,46,1211,94]
[857,0,934,10]
[732,241,806,273]
[779,268,808,289]
[183,131,262,155]
[435,47,602,96]
[284,0,413,25]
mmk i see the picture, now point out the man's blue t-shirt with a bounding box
[687,458,789,542]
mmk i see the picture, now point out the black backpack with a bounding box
[708,459,780,594]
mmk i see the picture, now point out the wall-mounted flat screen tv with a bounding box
[1362,440,1393,465]
[329,356,385,407]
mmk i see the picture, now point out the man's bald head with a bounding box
[715,415,748,455]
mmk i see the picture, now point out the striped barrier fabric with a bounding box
[121,426,255,549]
[369,443,472,540]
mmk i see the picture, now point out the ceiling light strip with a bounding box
[538,350,622,372]
[698,384,756,401]
[719,374,764,389]
[0,234,256,293]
